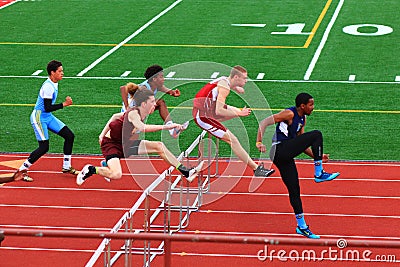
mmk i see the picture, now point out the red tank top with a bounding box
[109,108,142,145]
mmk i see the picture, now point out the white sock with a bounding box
[63,155,72,169]
[19,160,32,171]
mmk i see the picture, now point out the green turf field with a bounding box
[0,0,399,161]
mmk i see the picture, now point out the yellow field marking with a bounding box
[1,103,399,114]
[0,159,25,169]
[304,0,333,48]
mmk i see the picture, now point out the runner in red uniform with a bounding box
[192,65,274,177]
[77,89,203,185]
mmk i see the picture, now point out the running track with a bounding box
[0,153,399,266]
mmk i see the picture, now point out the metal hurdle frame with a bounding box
[85,130,220,267]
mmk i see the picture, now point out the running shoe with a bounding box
[253,163,275,177]
[178,160,204,182]
[13,169,33,182]
[314,171,340,183]
[296,226,320,239]
[76,164,95,185]
[170,121,189,138]
[62,166,79,175]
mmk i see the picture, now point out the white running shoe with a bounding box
[76,164,93,185]
[186,160,205,182]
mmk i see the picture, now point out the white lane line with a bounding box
[197,210,400,219]
[182,229,400,240]
[204,191,400,200]
[76,0,182,76]
[304,0,345,80]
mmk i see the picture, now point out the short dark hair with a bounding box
[144,64,163,80]
[295,92,313,107]
[134,89,154,106]
[47,60,62,75]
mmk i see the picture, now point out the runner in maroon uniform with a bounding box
[192,65,274,177]
[77,89,203,185]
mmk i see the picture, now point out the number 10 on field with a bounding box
[231,23,311,35]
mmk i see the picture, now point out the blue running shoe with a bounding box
[296,226,320,239]
[314,171,340,183]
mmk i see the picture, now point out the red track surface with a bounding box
[0,154,399,266]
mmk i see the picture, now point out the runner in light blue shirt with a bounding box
[12,60,78,182]
[119,65,188,138]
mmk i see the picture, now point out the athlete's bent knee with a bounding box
[109,171,123,180]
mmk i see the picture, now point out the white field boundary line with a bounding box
[3,74,400,84]
[182,229,400,241]
[76,0,182,77]
[304,0,345,80]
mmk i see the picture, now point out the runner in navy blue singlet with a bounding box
[256,93,340,239]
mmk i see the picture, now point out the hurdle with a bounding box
[85,130,220,266]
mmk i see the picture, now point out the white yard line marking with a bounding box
[166,71,176,78]
[349,74,356,81]
[256,73,265,79]
[31,70,43,76]
[120,71,131,77]
[210,72,219,78]
[76,0,182,77]
[304,0,345,80]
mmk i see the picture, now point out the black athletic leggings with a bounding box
[28,126,75,164]
[269,130,323,214]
